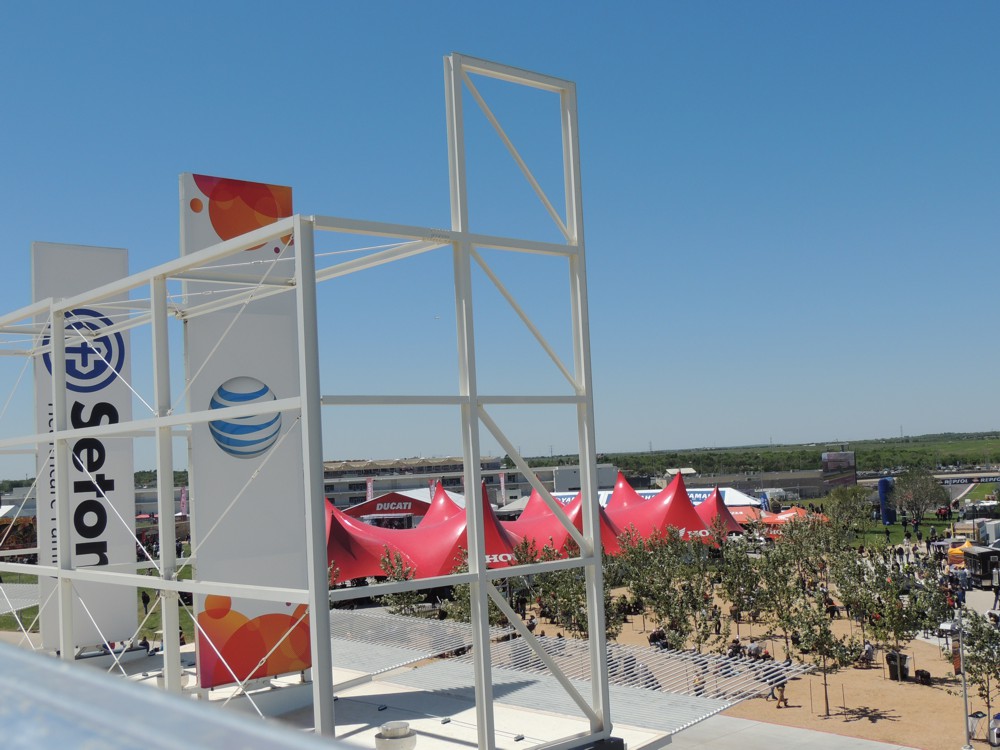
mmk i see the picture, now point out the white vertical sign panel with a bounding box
[180,174,310,688]
[32,242,136,649]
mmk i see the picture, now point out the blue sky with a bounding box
[1,2,998,471]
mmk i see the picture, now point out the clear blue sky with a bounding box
[1,3,998,472]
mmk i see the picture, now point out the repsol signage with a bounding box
[942,476,1000,486]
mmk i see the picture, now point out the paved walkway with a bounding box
[664,715,915,750]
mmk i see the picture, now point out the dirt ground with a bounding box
[613,611,982,750]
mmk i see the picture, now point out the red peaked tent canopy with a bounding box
[507,492,579,554]
[505,493,624,557]
[623,473,709,542]
[326,502,402,582]
[694,487,743,535]
[763,506,828,526]
[514,487,560,524]
[420,481,464,526]
[326,483,522,583]
[728,506,774,525]
[604,471,647,526]
[342,491,430,519]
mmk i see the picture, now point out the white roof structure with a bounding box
[0,641,341,750]
[550,486,762,509]
[687,487,763,508]
[394,486,467,507]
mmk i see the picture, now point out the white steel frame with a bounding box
[0,53,610,750]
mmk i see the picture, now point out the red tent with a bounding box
[326,502,401,582]
[728,506,780,524]
[604,471,647,527]
[513,487,561,524]
[694,487,743,535]
[342,491,429,520]
[507,492,580,554]
[326,483,523,582]
[597,504,625,556]
[505,492,624,557]
[623,473,710,542]
[420,481,464,526]
[770,506,823,523]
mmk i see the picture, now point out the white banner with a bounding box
[366,477,374,504]
[32,242,136,649]
[180,174,310,688]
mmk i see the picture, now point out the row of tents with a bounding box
[325,473,818,583]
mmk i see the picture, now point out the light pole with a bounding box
[957,609,974,750]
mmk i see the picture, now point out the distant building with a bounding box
[323,457,618,509]
[683,470,824,500]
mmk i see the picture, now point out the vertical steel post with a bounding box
[292,215,335,736]
[959,611,974,750]
[151,275,181,692]
[50,305,74,661]
[562,82,611,735]
[445,53,496,750]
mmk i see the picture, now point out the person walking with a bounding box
[774,673,789,708]
[141,590,150,615]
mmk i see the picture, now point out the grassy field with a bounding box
[0,553,198,644]
[964,482,998,503]
[575,431,1000,476]
[857,514,957,547]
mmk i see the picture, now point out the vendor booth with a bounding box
[957,544,1000,589]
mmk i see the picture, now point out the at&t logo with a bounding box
[209,376,282,458]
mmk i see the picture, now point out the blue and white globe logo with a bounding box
[208,376,281,459]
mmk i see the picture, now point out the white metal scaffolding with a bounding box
[0,53,611,750]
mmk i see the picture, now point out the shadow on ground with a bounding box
[836,706,901,724]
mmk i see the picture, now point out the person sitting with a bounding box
[858,639,874,667]
[139,635,150,655]
[825,596,841,619]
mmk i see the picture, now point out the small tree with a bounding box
[825,486,875,543]
[792,587,859,716]
[718,532,762,640]
[533,542,593,637]
[894,468,949,522]
[378,547,424,617]
[863,543,924,657]
[442,548,508,626]
[757,537,804,659]
[964,611,1000,717]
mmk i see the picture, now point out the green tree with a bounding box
[756,537,803,659]
[964,611,1000,718]
[792,586,859,717]
[377,547,425,617]
[613,526,720,652]
[862,544,925,658]
[825,486,875,543]
[442,549,508,626]
[718,533,761,641]
[894,468,949,521]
